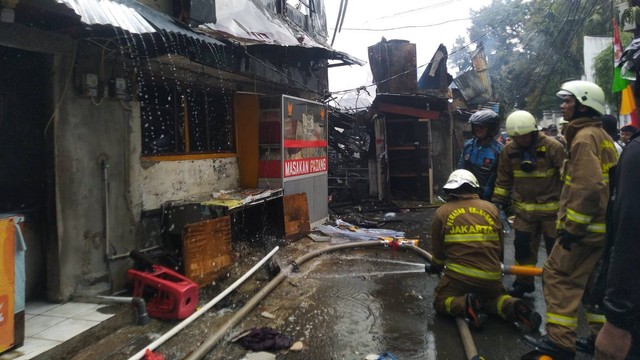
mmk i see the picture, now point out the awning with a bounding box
[54,0,361,66]
[55,0,224,45]
[197,1,364,67]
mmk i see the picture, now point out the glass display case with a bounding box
[258,95,328,224]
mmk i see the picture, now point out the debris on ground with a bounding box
[242,351,277,360]
[316,219,406,244]
[235,327,292,351]
[289,341,304,351]
[308,231,332,242]
[260,311,276,319]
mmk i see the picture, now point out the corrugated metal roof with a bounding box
[55,0,223,45]
[197,0,364,66]
[452,70,492,105]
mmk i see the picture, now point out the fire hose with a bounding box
[183,240,542,360]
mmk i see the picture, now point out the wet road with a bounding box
[208,232,593,360]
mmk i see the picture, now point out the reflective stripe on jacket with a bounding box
[557,117,618,238]
[492,132,566,219]
[430,193,503,281]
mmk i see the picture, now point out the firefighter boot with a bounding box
[575,335,595,355]
[508,280,535,298]
[521,334,576,360]
[466,293,488,330]
[513,299,542,332]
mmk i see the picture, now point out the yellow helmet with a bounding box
[506,110,538,136]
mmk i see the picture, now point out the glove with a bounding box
[557,230,582,251]
[425,263,444,275]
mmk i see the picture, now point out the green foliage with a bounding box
[450,36,473,73]
[450,0,615,117]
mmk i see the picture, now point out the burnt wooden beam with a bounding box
[377,101,440,120]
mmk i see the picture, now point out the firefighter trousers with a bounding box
[433,273,517,321]
[543,240,604,351]
[512,215,556,288]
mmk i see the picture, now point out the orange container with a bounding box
[0,218,15,353]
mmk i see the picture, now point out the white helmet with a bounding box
[556,80,606,115]
[443,169,479,190]
[506,110,537,136]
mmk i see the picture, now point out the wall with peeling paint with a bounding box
[137,158,239,211]
[54,53,137,300]
[52,56,241,301]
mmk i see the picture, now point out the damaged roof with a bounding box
[54,0,223,45]
[49,0,362,66]
[196,0,364,66]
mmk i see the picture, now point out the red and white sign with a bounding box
[284,157,327,177]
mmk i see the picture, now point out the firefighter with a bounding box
[457,110,504,200]
[428,169,541,332]
[522,80,619,360]
[492,110,566,297]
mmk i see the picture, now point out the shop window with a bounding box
[140,82,235,157]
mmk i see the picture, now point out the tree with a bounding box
[452,0,614,117]
[450,36,473,74]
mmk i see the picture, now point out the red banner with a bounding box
[284,157,327,177]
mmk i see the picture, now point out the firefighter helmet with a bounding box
[556,80,606,115]
[443,169,479,190]
[505,110,537,136]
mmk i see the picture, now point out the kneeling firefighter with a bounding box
[492,110,566,297]
[428,169,542,331]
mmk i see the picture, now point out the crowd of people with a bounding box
[432,80,639,360]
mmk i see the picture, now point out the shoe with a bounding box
[513,299,542,332]
[521,335,576,360]
[509,281,535,298]
[466,293,488,329]
[575,335,595,354]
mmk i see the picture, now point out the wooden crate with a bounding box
[283,193,310,242]
[182,216,233,287]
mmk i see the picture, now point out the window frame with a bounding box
[139,81,236,161]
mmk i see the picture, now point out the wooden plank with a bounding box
[377,102,440,120]
[283,193,310,242]
[182,216,233,287]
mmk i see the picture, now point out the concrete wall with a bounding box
[53,58,241,300]
[54,58,136,299]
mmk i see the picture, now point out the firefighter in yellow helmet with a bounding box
[429,169,541,332]
[522,80,619,360]
[492,110,566,297]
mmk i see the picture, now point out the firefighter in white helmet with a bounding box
[522,80,619,360]
[429,169,541,332]
[492,110,566,297]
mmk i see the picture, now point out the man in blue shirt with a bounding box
[457,110,504,200]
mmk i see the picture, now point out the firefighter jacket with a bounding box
[492,132,566,221]
[430,193,504,282]
[558,117,618,240]
[457,138,504,200]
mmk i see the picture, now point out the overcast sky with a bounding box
[324,0,493,98]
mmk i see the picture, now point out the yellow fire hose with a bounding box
[501,264,543,277]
